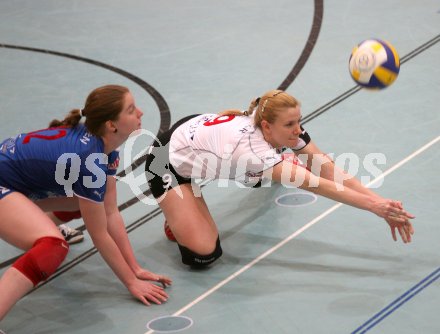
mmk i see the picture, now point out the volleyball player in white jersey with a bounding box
[145,90,415,268]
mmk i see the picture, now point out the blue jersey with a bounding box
[0,124,119,202]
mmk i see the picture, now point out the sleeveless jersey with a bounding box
[169,114,310,186]
[0,124,119,202]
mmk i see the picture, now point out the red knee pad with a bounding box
[12,237,69,286]
[53,210,82,222]
[164,221,177,242]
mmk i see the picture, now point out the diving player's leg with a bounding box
[144,116,221,267]
[159,184,222,267]
[163,192,215,242]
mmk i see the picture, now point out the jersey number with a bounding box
[23,129,67,144]
[203,115,235,126]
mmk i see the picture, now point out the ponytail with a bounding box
[47,85,129,136]
[218,97,261,118]
[49,109,82,128]
[218,91,299,129]
[217,109,245,117]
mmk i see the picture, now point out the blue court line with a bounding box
[351,267,440,334]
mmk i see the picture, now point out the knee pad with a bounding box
[53,210,82,222]
[178,237,222,268]
[12,237,69,286]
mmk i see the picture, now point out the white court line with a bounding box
[144,135,440,334]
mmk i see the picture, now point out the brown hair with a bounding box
[218,90,300,128]
[49,85,129,136]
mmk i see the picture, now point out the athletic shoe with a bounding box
[164,221,176,242]
[59,224,84,244]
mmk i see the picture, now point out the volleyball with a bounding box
[349,39,400,89]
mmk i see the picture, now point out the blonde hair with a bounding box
[218,90,300,128]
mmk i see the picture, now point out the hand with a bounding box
[127,279,169,306]
[371,199,415,222]
[384,201,415,243]
[135,268,172,288]
[385,216,414,243]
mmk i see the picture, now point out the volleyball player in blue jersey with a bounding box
[0,85,171,321]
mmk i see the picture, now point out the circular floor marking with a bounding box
[146,315,193,333]
[275,192,317,207]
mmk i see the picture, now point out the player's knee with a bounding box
[178,237,222,268]
[12,236,69,286]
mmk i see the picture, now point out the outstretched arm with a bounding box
[265,158,414,242]
[295,141,414,242]
[296,141,379,195]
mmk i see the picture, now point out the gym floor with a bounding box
[0,1,439,333]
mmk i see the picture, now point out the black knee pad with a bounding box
[178,237,222,268]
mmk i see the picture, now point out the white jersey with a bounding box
[169,113,309,186]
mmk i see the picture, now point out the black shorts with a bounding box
[145,115,200,199]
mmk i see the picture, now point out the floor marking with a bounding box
[275,192,318,207]
[351,267,440,333]
[146,315,193,333]
[144,135,439,334]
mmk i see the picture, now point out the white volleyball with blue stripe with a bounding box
[349,39,400,89]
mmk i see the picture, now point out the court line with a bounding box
[278,0,323,90]
[351,267,440,334]
[144,134,440,334]
[0,44,171,151]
